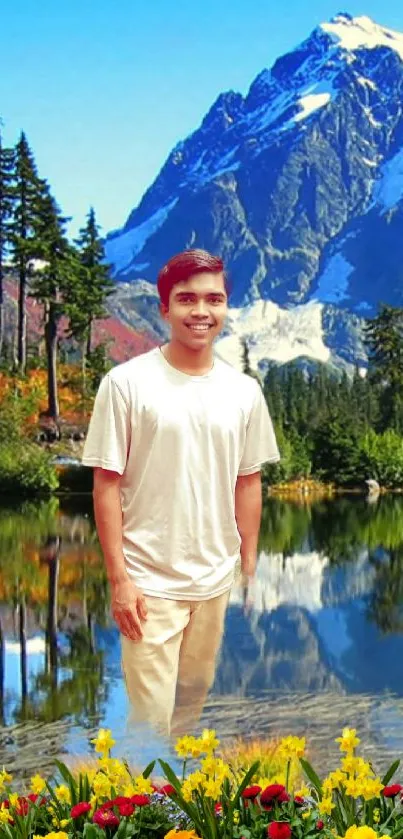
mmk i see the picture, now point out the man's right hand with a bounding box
[110,576,148,641]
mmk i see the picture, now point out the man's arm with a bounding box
[93,468,147,640]
[234,470,262,579]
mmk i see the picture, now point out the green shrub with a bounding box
[0,442,59,496]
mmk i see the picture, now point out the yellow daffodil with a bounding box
[326,770,346,789]
[31,773,47,794]
[200,755,229,779]
[302,811,312,819]
[200,729,219,753]
[0,804,11,825]
[344,777,364,798]
[294,785,310,797]
[181,780,194,802]
[0,769,12,786]
[133,775,153,794]
[123,782,136,797]
[318,797,335,815]
[373,809,380,824]
[55,785,71,804]
[335,728,360,754]
[9,793,19,807]
[91,728,116,757]
[175,735,203,759]
[360,777,384,800]
[203,777,223,798]
[186,770,206,790]
[278,735,306,759]
[92,773,112,799]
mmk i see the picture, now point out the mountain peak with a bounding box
[320,13,403,60]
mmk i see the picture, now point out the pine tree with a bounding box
[70,207,114,370]
[30,187,76,418]
[0,132,15,358]
[364,304,403,432]
[9,132,44,372]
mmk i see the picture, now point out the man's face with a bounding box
[160,271,228,350]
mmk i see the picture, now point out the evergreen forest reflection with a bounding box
[0,493,403,751]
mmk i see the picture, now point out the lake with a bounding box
[1,492,403,779]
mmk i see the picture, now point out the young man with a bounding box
[82,249,280,737]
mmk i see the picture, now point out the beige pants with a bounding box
[120,591,229,738]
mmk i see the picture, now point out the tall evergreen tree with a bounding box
[9,132,43,372]
[30,188,75,418]
[0,131,15,357]
[364,304,403,432]
[70,207,114,368]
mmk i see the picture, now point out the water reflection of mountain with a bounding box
[215,547,403,698]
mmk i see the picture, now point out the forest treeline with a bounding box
[1,130,403,494]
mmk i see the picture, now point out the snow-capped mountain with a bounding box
[105,13,403,371]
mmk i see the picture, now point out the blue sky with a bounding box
[1,0,403,238]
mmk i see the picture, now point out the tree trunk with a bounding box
[17,262,27,373]
[46,542,60,688]
[86,318,92,360]
[19,596,27,718]
[45,303,59,419]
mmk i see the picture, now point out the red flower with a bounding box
[382,784,403,798]
[159,784,176,796]
[71,802,92,819]
[294,796,305,806]
[316,821,324,830]
[242,785,262,800]
[214,802,223,815]
[27,794,38,804]
[267,822,292,839]
[118,803,135,817]
[93,809,120,829]
[261,785,288,806]
[15,798,29,816]
[130,794,150,806]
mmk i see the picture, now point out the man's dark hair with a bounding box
[157,249,230,308]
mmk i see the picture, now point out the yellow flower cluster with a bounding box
[181,754,230,802]
[277,735,306,760]
[175,729,219,759]
[31,773,47,795]
[318,729,385,812]
[0,768,12,793]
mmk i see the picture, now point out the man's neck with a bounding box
[161,341,214,376]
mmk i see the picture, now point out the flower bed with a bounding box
[0,727,402,839]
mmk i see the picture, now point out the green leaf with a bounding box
[300,758,323,795]
[382,760,400,786]
[142,760,156,779]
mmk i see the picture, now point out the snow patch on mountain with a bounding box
[215,299,330,368]
[372,147,403,211]
[321,14,403,61]
[105,200,178,274]
[294,83,333,122]
[313,253,354,304]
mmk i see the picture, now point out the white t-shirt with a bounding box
[82,347,280,600]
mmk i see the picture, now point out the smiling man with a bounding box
[82,248,280,737]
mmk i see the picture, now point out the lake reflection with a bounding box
[1,493,403,775]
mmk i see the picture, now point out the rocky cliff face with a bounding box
[105,14,403,371]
